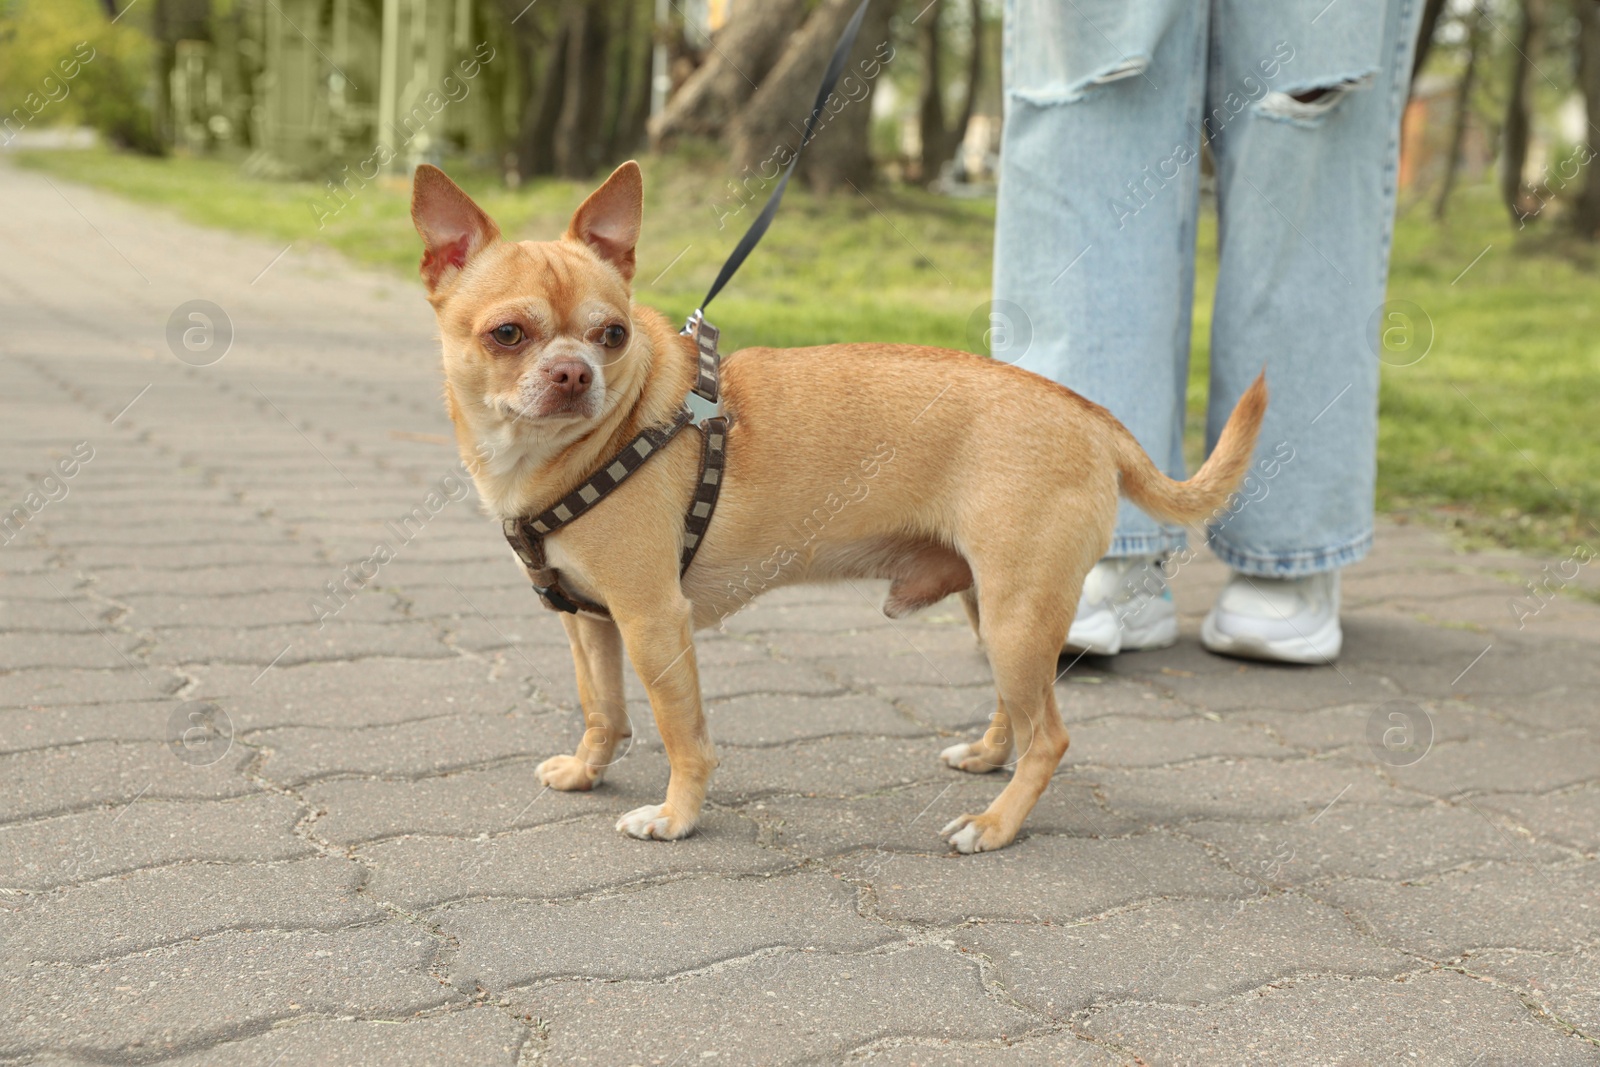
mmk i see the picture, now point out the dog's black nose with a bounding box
[545,359,592,398]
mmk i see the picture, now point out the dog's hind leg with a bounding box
[538,612,631,791]
[939,580,1074,853]
[960,587,982,646]
[940,698,1012,773]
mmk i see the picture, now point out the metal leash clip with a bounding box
[681,308,722,423]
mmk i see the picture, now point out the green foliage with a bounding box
[0,0,158,152]
[13,147,1596,553]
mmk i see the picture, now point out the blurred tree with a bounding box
[1573,0,1600,236]
[504,0,568,177]
[0,0,165,152]
[1411,0,1449,93]
[148,0,211,150]
[1435,0,1486,219]
[603,0,653,161]
[1501,0,1539,224]
[728,0,898,192]
[917,0,981,184]
[554,0,610,175]
[648,0,808,148]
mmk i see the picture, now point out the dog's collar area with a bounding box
[501,312,727,618]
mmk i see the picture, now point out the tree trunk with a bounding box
[614,0,657,158]
[948,0,983,167]
[604,0,639,160]
[517,14,569,177]
[917,7,946,183]
[648,0,810,148]
[730,0,898,194]
[1573,0,1600,238]
[1500,0,1538,225]
[1410,0,1448,92]
[1434,1,1484,220]
[555,0,610,177]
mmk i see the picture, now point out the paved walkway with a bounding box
[2,159,1598,1066]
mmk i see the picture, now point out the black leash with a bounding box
[695,0,872,315]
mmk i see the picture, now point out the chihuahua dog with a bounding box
[410,161,1266,853]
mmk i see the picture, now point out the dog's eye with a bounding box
[602,324,627,348]
[490,324,523,347]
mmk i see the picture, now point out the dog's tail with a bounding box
[1108,371,1268,526]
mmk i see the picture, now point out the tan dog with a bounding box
[410,161,1267,853]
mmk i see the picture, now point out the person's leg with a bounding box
[994,0,1206,555]
[1201,0,1423,661]
[992,0,1207,653]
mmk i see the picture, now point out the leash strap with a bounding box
[696,0,871,315]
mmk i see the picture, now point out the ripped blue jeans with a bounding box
[992,0,1421,577]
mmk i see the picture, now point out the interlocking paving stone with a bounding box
[510,945,1037,1065]
[147,619,450,665]
[1479,684,1600,736]
[360,812,789,909]
[305,752,672,845]
[752,777,1140,856]
[1178,800,1572,885]
[1068,714,1291,767]
[1392,727,1600,797]
[845,834,1253,924]
[1107,640,1401,712]
[0,667,183,707]
[1,855,378,966]
[0,740,258,822]
[1082,969,1597,1066]
[1314,861,1600,957]
[196,655,541,731]
[854,1033,1127,1065]
[0,631,148,670]
[705,690,928,745]
[440,871,894,990]
[251,709,571,784]
[0,700,174,752]
[7,162,1600,1064]
[1230,698,1490,754]
[1090,757,1411,826]
[713,735,948,799]
[0,923,453,1062]
[1480,784,1600,854]
[0,795,311,891]
[1466,947,1600,1038]
[956,894,1412,1016]
[135,1008,528,1067]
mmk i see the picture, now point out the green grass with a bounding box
[15,147,1597,553]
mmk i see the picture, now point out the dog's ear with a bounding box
[411,164,500,292]
[565,160,643,283]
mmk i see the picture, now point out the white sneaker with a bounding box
[1065,557,1179,655]
[1201,571,1342,664]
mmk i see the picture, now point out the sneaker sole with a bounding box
[1064,611,1179,657]
[1200,611,1342,665]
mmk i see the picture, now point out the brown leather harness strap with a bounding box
[501,312,728,618]
[680,415,727,575]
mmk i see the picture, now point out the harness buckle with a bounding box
[533,583,581,615]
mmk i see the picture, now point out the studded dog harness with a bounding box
[501,312,728,618]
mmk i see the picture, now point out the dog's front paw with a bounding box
[537,754,601,791]
[940,812,1015,854]
[939,741,1006,774]
[615,803,695,841]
